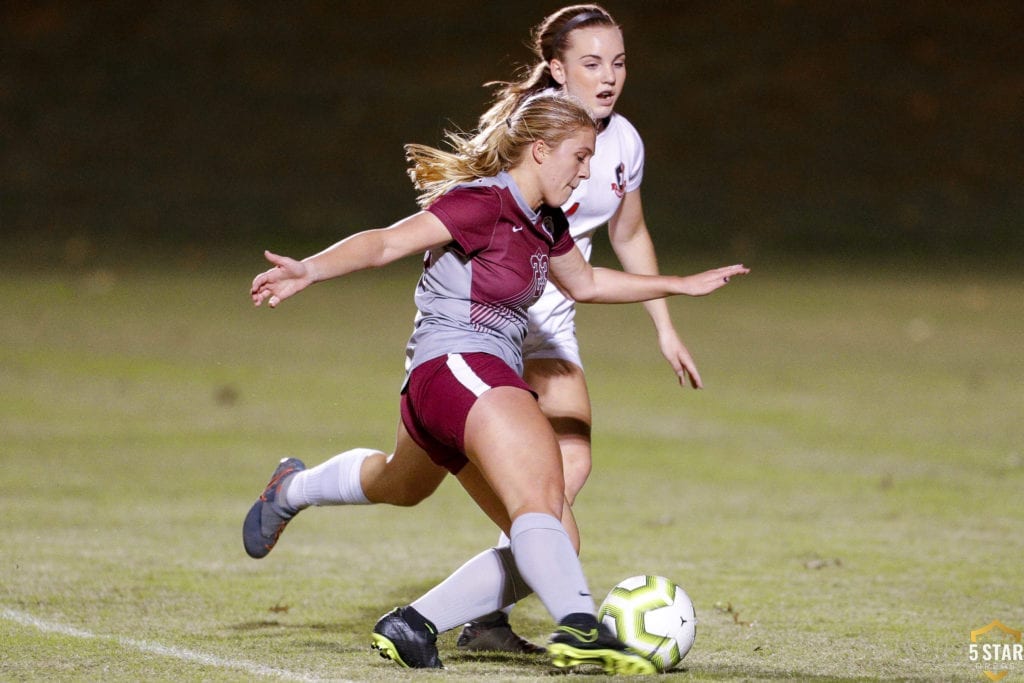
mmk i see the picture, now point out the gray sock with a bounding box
[509,512,594,623]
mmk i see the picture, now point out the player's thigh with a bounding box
[524,358,592,438]
[454,461,512,536]
[361,418,447,505]
[462,386,565,519]
[455,460,581,553]
[525,358,592,501]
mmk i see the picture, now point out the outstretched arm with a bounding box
[548,245,748,305]
[607,189,703,388]
[251,211,451,308]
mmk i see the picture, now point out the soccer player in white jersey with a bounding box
[448,5,708,651]
[245,92,747,672]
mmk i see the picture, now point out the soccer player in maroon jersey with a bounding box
[245,92,746,673]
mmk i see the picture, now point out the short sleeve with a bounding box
[543,207,576,257]
[623,121,645,193]
[426,186,501,255]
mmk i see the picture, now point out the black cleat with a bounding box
[371,606,443,669]
[242,457,304,559]
[456,611,546,654]
[548,612,656,675]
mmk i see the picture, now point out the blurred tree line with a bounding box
[2,0,1021,263]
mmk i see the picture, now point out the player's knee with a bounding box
[560,442,592,504]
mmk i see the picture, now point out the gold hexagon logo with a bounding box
[971,620,1022,682]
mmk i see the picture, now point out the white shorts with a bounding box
[524,292,583,369]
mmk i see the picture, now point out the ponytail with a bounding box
[406,92,596,207]
[477,5,618,133]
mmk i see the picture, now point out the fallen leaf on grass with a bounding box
[714,601,755,627]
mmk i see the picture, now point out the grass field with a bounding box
[2,253,1022,681]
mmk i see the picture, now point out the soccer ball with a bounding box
[598,575,697,672]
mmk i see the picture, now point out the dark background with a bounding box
[3,1,1022,264]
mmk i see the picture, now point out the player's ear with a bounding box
[531,139,549,164]
[549,59,567,86]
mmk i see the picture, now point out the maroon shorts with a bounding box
[400,352,535,474]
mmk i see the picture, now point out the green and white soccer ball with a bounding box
[598,575,697,672]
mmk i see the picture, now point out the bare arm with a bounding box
[251,211,452,308]
[607,189,703,388]
[549,245,748,304]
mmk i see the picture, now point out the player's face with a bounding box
[540,128,595,207]
[550,26,626,120]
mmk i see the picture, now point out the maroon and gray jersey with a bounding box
[404,171,575,378]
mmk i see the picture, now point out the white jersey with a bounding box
[523,112,645,365]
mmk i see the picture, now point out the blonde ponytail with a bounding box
[406,92,596,207]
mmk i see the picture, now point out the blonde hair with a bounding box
[478,5,619,131]
[406,92,596,208]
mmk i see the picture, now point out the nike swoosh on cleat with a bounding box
[557,626,599,643]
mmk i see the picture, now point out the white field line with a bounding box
[2,608,343,682]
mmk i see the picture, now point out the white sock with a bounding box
[509,512,594,622]
[284,448,376,509]
[410,546,531,633]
